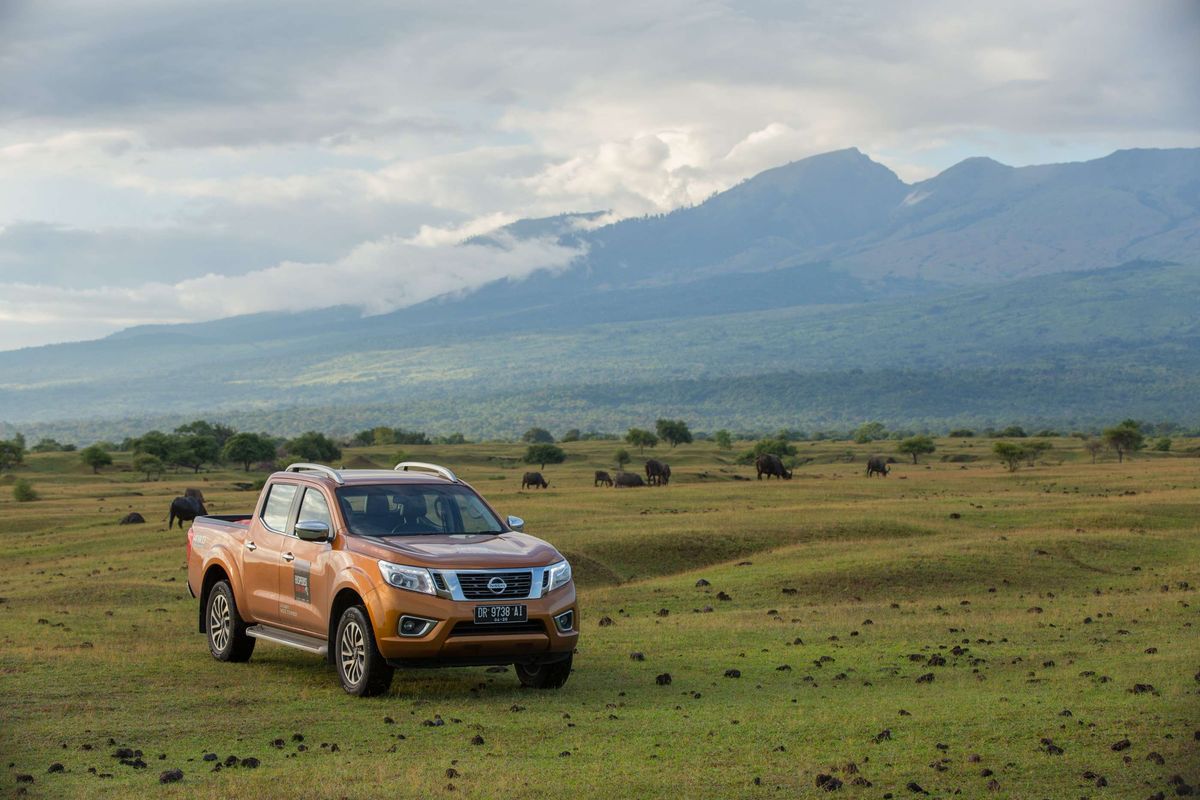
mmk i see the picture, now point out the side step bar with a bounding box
[246,625,328,656]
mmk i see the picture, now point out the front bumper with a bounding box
[366,583,578,665]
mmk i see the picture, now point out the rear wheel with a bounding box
[206,581,255,662]
[335,606,394,697]
[516,654,573,689]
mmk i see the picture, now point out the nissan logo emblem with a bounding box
[487,577,507,594]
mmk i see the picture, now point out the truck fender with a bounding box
[325,565,378,661]
[197,546,248,633]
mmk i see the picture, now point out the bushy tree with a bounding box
[80,444,113,474]
[614,448,631,469]
[133,454,164,481]
[286,431,342,462]
[948,428,975,438]
[1082,437,1105,464]
[0,439,24,471]
[743,438,797,463]
[560,428,581,443]
[436,433,467,445]
[223,432,277,471]
[1154,437,1172,452]
[172,434,221,473]
[1103,420,1144,463]
[655,419,693,448]
[522,427,555,444]
[1023,440,1053,466]
[994,442,1028,472]
[523,444,565,470]
[12,478,37,502]
[175,420,235,449]
[897,435,936,464]
[32,438,64,452]
[713,429,733,450]
[625,428,658,453]
[998,425,1028,438]
[852,421,887,443]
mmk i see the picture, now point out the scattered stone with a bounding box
[916,673,935,684]
[815,773,843,791]
[906,781,927,794]
[47,763,64,773]
[597,616,614,627]
[695,579,711,587]
[470,735,485,746]
[655,673,672,685]
[446,768,460,779]
[119,512,145,525]
[241,757,260,768]
[202,753,217,761]
[630,652,645,661]
[1147,752,1165,765]
[655,608,669,617]
[1111,738,1132,751]
[717,592,732,601]
[724,669,741,678]
[159,768,183,784]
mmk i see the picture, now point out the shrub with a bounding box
[13,478,38,502]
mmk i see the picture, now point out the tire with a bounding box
[516,654,573,689]
[335,606,394,697]
[206,581,255,662]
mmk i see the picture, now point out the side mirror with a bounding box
[295,520,331,542]
[506,515,525,532]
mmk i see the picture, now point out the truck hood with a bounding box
[350,532,563,569]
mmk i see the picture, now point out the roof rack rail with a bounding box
[285,463,345,485]
[394,461,459,483]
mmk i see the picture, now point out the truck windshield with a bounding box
[335,484,504,537]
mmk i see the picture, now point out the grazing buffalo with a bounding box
[866,456,890,477]
[594,470,614,487]
[168,495,207,529]
[645,459,671,486]
[521,472,549,489]
[755,454,792,480]
[613,471,645,488]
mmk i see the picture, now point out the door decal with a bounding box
[292,560,311,603]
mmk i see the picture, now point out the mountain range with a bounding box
[2,146,1198,440]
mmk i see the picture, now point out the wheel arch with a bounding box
[327,586,368,664]
[198,560,241,633]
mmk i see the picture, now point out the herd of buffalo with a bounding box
[520,453,891,489]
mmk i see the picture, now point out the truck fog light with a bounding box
[398,615,435,637]
[553,610,575,632]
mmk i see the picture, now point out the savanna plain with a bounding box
[1,438,1197,799]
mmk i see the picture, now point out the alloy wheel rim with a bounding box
[340,620,366,686]
[209,593,231,652]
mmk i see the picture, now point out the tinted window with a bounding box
[297,488,332,531]
[261,483,298,532]
[335,484,503,537]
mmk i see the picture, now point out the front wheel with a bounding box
[335,606,394,697]
[206,581,255,662]
[516,654,573,689]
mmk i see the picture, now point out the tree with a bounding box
[713,429,733,450]
[897,435,936,464]
[522,427,555,444]
[852,421,887,443]
[286,431,342,462]
[741,438,797,464]
[625,428,658,453]
[222,432,277,471]
[12,478,37,502]
[133,454,164,481]
[1023,440,1053,466]
[80,444,113,474]
[436,433,467,445]
[32,438,64,452]
[1083,437,1105,464]
[0,439,24,471]
[655,418,693,448]
[171,434,221,473]
[560,428,581,443]
[1103,421,1144,463]
[948,428,975,438]
[132,430,175,461]
[523,444,565,470]
[994,442,1028,472]
[175,420,236,449]
[614,448,631,470]
[998,425,1027,438]
[1154,437,1172,452]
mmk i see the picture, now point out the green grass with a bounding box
[1,438,1197,798]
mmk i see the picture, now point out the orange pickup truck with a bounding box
[186,462,577,696]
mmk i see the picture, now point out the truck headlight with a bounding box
[546,559,572,593]
[378,561,437,595]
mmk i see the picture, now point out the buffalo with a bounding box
[645,459,671,486]
[866,456,890,477]
[613,471,645,488]
[168,494,207,529]
[521,472,549,489]
[594,470,614,487]
[755,454,792,480]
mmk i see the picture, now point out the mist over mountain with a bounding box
[2,147,1198,439]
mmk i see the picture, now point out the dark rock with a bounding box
[815,773,843,791]
[446,768,460,778]
[916,673,935,683]
[1147,752,1165,765]
[597,616,614,627]
[118,512,145,525]
[1111,738,1132,751]
[629,652,645,661]
[202,753,217,761]
[717,592,732,601]
[906,781,927,794]
[47,764,64,773]
[240,757,260,768]
[470,735,484,746]
[655,673,672,685]
[695,579,711,587]
[724,669,741,678]
[159,768,183,784]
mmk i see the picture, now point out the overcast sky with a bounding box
[0,0,1197,350]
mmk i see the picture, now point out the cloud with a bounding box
[0,234,584,349]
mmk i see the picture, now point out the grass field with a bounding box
[1,438,1197,799]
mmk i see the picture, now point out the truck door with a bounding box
[277,486,334,637]
[243,482,298,624]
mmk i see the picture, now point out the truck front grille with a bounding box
[456,571,532,599]
[450,620,546,636]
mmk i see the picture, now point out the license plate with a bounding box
[474,604,527,624]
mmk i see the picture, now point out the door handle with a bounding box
[245,541,257,551]
[282,552,295,562]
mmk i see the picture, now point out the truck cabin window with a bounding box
[336,485,503,536]
[261,483,298,532]
[297,488,332,530]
